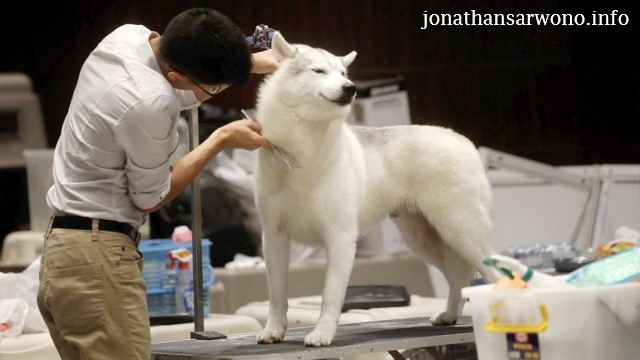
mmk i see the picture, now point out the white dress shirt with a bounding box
[47,24,201,229]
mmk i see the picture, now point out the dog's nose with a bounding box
[342,83,357,97]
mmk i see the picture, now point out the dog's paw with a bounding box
[256,328,285,344]
[429,310,458,325]
[304,329,335,347]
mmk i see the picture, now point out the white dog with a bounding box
[253,32,499,347]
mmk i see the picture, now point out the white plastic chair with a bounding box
[1,149,151,266]
[0,149,53,265]
[0,73,47,169]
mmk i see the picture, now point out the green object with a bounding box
[483,258,516,279]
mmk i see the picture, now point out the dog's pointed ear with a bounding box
[271,32,296,61]
[341,51,357,67]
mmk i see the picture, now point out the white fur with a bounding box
[254,32,499,347]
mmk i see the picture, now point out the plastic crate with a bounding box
[139,239,215,315]
[462,282,640,360]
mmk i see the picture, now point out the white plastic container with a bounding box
[462,282,640,360]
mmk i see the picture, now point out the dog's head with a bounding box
[267,32,358,112]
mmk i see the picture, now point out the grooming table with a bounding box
[151,316,474,360]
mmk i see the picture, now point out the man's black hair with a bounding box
[160,8,252,85]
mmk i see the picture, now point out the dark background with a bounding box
[1,1,638,242]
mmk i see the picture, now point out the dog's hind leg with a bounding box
[256,226,291,344]
[430,247,477,324]
[393,211,498,325]
[428,202,501,324]
[392,213,470,324]
[304,229,358,347]
[427,207,500,285]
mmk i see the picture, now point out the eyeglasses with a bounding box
[168,65,223,97]
[192,81,222,97]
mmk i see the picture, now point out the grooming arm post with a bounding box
[186,109,227,340]
[187,109,205,332]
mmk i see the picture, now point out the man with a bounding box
[37,8,274,359]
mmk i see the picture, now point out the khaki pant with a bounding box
[37,219,150,360]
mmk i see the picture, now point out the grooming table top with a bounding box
[151,316,474,360]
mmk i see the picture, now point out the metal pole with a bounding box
[186,108,226,341]
[187,108,205,333]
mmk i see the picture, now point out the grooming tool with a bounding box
[241,109,300,170]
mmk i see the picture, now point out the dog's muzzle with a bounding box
[334,83,357,105]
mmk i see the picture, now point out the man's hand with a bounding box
[147,120,268,214]
[214,119,269,150]
[251,49,278,74]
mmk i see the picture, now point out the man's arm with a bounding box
[251,49,278,74]
[140,119,268,213]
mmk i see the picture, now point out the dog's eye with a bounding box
[312,68,326,74]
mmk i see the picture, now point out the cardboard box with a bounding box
[347,76,411,127]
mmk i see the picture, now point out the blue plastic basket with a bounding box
[139,239,215,315]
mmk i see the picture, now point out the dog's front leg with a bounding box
[304,232,357,347]
[256,228,291,344]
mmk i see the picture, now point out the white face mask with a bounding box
[175,89,201,111]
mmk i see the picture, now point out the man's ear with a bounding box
[271,31,296,61]
[167,70,182,82]
[166,70,189,89]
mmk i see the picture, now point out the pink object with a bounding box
[172,225,192,243]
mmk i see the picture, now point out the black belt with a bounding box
[51,216,141,247]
